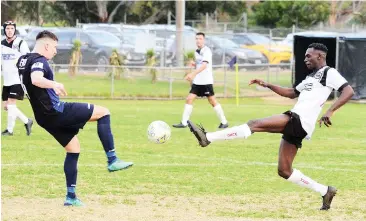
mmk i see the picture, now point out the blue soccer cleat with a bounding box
[107,159,133,172]
[64,196,84,207]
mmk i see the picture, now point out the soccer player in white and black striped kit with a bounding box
[187,43,355,210]
[1,21,33,136]
[173,32,228,129]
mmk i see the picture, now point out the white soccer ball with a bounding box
[147,121,171,144]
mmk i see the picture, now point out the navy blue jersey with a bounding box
[17,53,64,122]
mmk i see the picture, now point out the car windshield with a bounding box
[88,31,121,45]
[247,34,277,45]
[86,26,121,36]
[212,37,239,48]
[122,34,135,44]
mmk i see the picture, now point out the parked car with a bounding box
[230,33,292,64]
[81,24,173,66]
[52,29,146,71]
[206,36,268,68]
[24,27,60,50]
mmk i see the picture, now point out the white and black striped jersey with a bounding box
[1,37,30,86]
[292,66,348,139]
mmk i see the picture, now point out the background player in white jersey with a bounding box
[173,32,228,129]
[1,21,33,136]
[187,43,354,210]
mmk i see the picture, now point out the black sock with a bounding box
[97,115,117,164]
[64,152,79,199]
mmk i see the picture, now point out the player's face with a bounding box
[45,39,58,60]
[304,48,319,70]
[195,35,205,48]
[5,25,15,38]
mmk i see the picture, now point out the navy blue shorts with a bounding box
[39,102,94,147]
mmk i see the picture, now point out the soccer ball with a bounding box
[147,121,171,144]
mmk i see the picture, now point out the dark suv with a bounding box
[52,29,146,69]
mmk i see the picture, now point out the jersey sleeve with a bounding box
[31,58,49,77]
[326,68,348,92]
[202,48,211,63]
[19,41,30,55]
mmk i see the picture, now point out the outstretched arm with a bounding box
[249,79,298,99]
[319,85,354,127]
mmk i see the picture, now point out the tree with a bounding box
[251,1,330,28]
[1,1,42,25]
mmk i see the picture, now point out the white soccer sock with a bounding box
[6,105,17,133]
[287,169,328,196]
[213,103,227,124]
[181,104,193,126]
[14,106,29,124]
[206,123,252,142]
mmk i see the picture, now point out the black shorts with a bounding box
[2,85,24,101]
[282,111,308,148]
[39,102,94,147]
[189,84,215,97]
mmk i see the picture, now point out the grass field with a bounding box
[2,97,366,221]
[54,68,292,98]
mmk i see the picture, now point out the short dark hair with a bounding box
[308,43,328,53]
[36,30,58,41]
[196,32,205,37]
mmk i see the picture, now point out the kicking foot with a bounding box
[172,122,187,128]
[64,196,85,207]
[218,123,229,129]
[108,159,133,172]
[187,120,211,147]
[2,130,13,136]
[320,186,337,210]
[25,119,33,136]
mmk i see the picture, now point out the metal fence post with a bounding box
[267,29,272,83]
[169,67,173,100]
[224,64,227,98]
[290,24,295,85]
[334,36,340,99]
[111,65,115,98]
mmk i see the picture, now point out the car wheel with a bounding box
[96,55,109,72]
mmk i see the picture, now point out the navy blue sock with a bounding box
[64,153,79,199]
[97,115,117,164]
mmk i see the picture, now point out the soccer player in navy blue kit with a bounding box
[17,31,133,206]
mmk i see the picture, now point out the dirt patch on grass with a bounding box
[2,192,365,221]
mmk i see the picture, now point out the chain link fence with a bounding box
[51,63,291,100]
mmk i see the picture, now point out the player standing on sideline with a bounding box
[173,32,228,129]
[187,43,354,210]
[17,31,133,206]
[1,21,33,136]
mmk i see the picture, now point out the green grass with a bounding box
[2,98,366,220]
[55,68,292,98]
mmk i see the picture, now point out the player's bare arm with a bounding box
[185,62,207,81]
[319,85,354,127]
[249,79,298,99]
[31,71,67,96]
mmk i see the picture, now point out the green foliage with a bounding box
[352,4,366,26]
[68,40,82,76]
[146,49,157,83]
[184,51,195,63]
[109,49,124,80]
[251,1,330,28]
